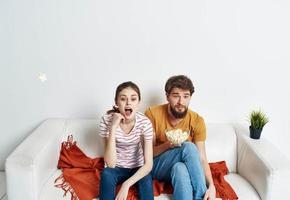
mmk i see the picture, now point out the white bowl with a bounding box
[165,129,190,145]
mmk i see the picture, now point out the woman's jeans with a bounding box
[153,142,207,200]
[99,166,154,200]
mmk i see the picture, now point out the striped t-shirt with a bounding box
[99,112,153,168]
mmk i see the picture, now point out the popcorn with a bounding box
[165,129,190,145]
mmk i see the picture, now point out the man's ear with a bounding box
[166,92,169,101]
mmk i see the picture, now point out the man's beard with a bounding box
[170,105,188,119]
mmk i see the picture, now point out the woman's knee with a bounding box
[137,174,154,200]
[101,167,116,180]
[138,173,153,185]
[99,168,118,200]
[101,167,113,174]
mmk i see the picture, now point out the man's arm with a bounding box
[152,130,182,157]
[153,142,172,157]
[151,130,170,157]
[145,108,170,157]
[195,141,216,200]
[145,108,178,157]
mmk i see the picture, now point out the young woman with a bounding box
[99,81,154,200]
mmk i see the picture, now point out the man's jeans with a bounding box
[99,166,154,200]
[152,142,207,200]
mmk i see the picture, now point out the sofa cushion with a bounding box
[0,195,7,200]
[41,170,259,200]
[0,171,6,200]
[40,170,70,200]
[225,173,260,200]
[206,124,237,172]
[61,120,238,172]
[61,119,105,158]
[40,170,174,200]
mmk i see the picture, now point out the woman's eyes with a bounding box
[120,98,137,101]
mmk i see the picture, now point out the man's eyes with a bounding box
[173,95,189,98]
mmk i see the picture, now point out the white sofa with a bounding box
[5,119,290,200]
[0,171,7,200]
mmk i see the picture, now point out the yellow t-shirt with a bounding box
[145,104,206,145]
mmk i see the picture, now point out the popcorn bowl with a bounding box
[165,129,190,145]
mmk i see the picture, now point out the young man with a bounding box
[145,75,216,200]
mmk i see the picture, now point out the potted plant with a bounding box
[249,110,269,139]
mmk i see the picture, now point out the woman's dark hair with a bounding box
[107,81,141,114]
[165,75,195,95]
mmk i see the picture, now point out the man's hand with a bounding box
[170,142,182,148]
[165,141,182,149]
[115,182,130,200]
[203,184,216,200]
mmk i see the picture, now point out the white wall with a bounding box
[1,0,290,170]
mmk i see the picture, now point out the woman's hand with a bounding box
[115,182,130,200]
[110,113,125,131]
[203,184,216,200]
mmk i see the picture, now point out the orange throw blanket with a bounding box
[55,136,238,200]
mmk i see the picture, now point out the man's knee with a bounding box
[170,162,189,178]
[181,142,199,156]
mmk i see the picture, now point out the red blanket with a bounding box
[55,136,238,200]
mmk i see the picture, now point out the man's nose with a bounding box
[178,97,183,104]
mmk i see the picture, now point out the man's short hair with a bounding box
[165,75,195,96]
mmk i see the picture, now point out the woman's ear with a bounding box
[113,105,120,113]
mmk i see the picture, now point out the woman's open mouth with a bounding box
[124,108,133,117]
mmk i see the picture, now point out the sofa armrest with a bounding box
[235,124,290,200]
[0,171,6,200]
[5,119,66,200]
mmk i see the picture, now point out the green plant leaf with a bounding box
[249,110,269,129]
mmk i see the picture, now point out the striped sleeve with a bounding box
[99,115,109,138]
[143,118,153,140]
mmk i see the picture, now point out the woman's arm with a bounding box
[126,138,153,185]
[103,113,124,168]
[115,138,153,200]
[103,126,117,168]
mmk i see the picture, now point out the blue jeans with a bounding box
[152,142,207,200]
[99,167,154,200]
